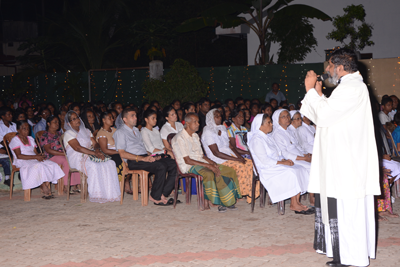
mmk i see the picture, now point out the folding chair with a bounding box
[242,133,284,215]
[167,133,205,210]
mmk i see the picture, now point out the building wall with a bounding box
[247,0,400,65]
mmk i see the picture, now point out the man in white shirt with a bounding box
[171,113,242,212]
[0,107,16,184]
[265,83,286,105]
[301,48,380,267]
[378,97,393,127]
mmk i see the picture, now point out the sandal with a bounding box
[167,198,181,205]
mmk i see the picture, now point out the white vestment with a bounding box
[248,115,309,203]
[300,71,380,266]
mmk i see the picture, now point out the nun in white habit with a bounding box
[248,114,313,214]
[289,110,314,154]
[271,109,312,172]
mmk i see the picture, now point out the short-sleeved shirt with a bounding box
[34,118,46,135]
[39,131,63,159]
[227,123,248,151]
[265,90,286,105]
[114,124,148,161]
[0,120,16,158]
[9,136,36,167]
[140,127,164,153]
[379,111,391,125]
[160,122,184,140]
[171,129,208,173]
[96,128,117,150]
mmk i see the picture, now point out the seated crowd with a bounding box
[0,93,398,218]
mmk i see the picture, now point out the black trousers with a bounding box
[314,193,341,263]
[127,155,177,201]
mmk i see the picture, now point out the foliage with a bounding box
[326,4,374,51]
[129,19,175,61]
[176,0,331,65]
[266,14,317,64]
[142,59,208,107]
[18,0,129,72]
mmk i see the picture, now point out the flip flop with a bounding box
[295,208,314,215]
[167,198,182,205]
[125,191,133,195]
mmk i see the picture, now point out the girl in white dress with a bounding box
[63,111,120,203]
[160,106,184,153]
[248,114,312,214]
[9,121,64,199]
[140,109,173,158]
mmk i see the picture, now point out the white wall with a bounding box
[247,0,400,65]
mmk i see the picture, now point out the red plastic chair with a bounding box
[167,133,205,211]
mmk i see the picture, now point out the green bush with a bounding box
[142,59,209,107]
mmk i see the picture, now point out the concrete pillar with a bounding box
[149,60,163,80]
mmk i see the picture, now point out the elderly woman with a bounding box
[9,121,64,199]
[201,108,258,203]
[63,111,120,203]
[288,110,313,154]
[272,109,311,169]
[273,109,314,205]
[248,114,312,214]
[40,116,81,194]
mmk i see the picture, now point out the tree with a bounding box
[142,59,208,107]
[176,0,331,65]
[18,0,130,72]
[326,4,374,51]
[266,14,317,64]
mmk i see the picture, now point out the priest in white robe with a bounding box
[248,114,312,214]
[301,48,380,267]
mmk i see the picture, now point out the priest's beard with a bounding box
[327,67,340,85]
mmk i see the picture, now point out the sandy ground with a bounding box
[0,188,399,267]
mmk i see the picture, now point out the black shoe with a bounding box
[326,260,349,267]
[218,206,227,213]
[3,179,12,187]
[226,205,238,211]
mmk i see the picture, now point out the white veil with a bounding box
[64,110,92,148]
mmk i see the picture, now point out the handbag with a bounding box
[88,151,111,162]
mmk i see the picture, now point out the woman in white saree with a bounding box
[248,114,313,214]
[63,111,120,203]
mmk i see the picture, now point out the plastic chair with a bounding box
[242,133,285,215]
[3,133,30,201]
[118,151,150,206]
[167,133,205,210]
[60,134,88,203]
